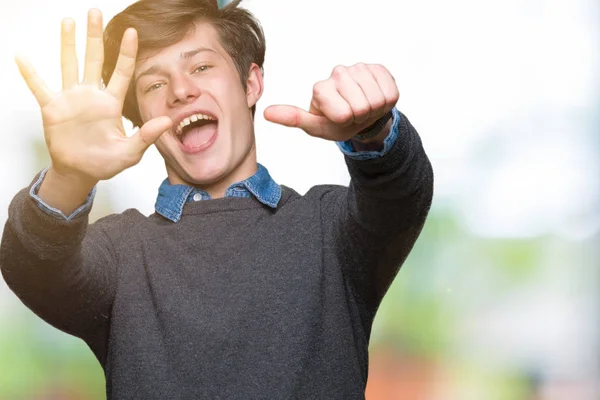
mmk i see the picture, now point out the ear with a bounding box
[245,63,264,109]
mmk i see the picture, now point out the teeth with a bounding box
[176,113,215,134]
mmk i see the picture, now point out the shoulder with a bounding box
[90,208,149,239]
[278,184,349,210]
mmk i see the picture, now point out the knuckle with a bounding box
[351,62,368,73]
[333,109,353,125]
[312,80,324,95]
[331,65,347,78]
[312,80,330,99]
[371,63,391,79]
[371,63,386,73]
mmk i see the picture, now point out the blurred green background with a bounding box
[1,0,598,399]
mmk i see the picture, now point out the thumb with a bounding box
[264,105,328,137]
[129,116,173,155]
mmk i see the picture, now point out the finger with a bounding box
[106,28,138,101]
[128,116,172,157]
[312,79,354,127]
[349,63,387,121]
[82,9,104,86]
[368,64,399,109]
[332,66,371,125]
[264,105,332,138]
[61,18,79,90]
[15,55,54,107]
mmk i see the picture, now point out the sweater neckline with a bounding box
[163,185,297,218]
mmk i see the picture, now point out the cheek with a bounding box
[136,97,161,123]
[136,105,151,123]
[154,136,169,155]
[214,75,247,104]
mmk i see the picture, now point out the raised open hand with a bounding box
[16,9,172,184]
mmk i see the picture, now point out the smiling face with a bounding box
[134,21,264,196]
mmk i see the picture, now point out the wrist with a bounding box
[37,166,97,216]
[47,166,97,193]
[353,110,393,142]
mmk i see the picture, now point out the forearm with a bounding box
[0,180,115,337]
[336,111,433,304]
[346,111,433,218]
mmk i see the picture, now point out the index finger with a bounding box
[15,55,54,107]
[105,28,138,101]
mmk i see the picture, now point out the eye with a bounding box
[194,65,211,73]
[144,83,164,93]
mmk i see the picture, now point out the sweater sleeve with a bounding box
[322,110,434,312]
[0,173,117,345]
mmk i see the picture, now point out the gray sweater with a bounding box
[1,113,433,399]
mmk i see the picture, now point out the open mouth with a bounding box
[176,113,219,149]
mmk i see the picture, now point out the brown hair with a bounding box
[102,0,266,128]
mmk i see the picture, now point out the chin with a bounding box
[181,160,232,186]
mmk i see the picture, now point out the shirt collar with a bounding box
[154,163,282,223]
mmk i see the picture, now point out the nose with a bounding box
[168,74,201,106]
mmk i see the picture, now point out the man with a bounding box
[0,0,433,398]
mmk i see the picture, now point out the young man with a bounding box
[1,0,433,398]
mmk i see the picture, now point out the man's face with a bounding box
[134,22,263,190]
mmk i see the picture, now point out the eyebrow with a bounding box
[134,47,217,85]
[181,46,216,59]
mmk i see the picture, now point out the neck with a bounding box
[167,145,258,199]
[202,157,258,199]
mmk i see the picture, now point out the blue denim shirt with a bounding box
[155,163,282,223]
[30,107,401,222]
